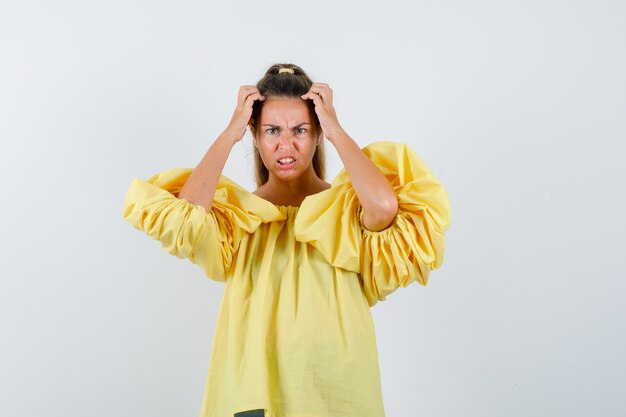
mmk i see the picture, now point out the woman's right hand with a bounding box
[222,85,265,143]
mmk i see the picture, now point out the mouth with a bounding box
[277,157,296,169]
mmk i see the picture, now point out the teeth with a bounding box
[278,158,294,164]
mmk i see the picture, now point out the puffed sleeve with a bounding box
[122,168,285,282]
[295,141,451,307]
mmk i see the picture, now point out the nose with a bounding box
[278,133,295,150]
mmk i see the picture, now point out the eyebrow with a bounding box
[261,123,311,128]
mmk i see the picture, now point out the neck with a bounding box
[265,166,324,202]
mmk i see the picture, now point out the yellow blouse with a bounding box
[122,141,451,417]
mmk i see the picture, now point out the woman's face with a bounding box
[254,96,319,182]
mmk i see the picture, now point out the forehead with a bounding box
[260,97,312,124]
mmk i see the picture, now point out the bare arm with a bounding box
[178,132,237,212]
[330,129,398,231]
[301,83,398,231]
[177,85,265,212]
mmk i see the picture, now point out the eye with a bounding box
[266,128,278,135]
[295,128,307,134]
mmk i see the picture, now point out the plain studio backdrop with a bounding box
[1,0,624,416]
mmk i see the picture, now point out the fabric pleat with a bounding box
[122,169,284,282]
[296,141,451,306]
[121,140,451,417]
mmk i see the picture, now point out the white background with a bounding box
[1,0,625,416]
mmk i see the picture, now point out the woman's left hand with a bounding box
[301,83,345,142]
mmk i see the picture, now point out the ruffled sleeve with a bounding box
[295,141,451,307]
[122,169,284,282]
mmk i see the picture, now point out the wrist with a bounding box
[326,127,349,144]
[218,129,242,146]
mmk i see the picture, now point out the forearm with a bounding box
[330,130,398,231]
[178,131,237,213]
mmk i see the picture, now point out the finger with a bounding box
[302,88,326,102]
[244,93,264,107]
[238,86,262,104]
[311,83,332,95]
[242,92,265,108]
[304,91,323,107]
[308,86,330,102]
[244,88,263,100]
[238,85,256,99]
[249,91,265,101]
[239,85,259,93]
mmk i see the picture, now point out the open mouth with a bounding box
[277,157,296,167]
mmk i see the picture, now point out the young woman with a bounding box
[123,63,451,417]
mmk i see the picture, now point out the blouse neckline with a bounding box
[248,186,334,211]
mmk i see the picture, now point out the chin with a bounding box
[270,166,303,181]
[272,171,300,182]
